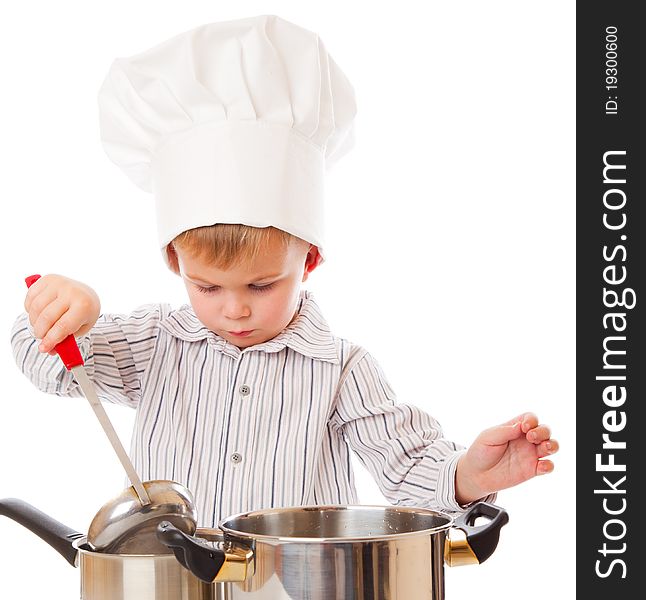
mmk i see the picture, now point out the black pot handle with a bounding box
[0,498,83,567]
[452,502,509,564]
[156,521,226,583]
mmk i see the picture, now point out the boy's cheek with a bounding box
[190,296,218,324]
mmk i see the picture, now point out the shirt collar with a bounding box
[159,290,339,363]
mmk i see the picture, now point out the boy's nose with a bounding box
[223,295,251,320]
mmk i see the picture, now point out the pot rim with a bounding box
[72,504,457,553]
[218,504,455,544]
[71,527,222,558]
[72,537,171,559]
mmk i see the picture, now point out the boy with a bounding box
[11,15,557,527]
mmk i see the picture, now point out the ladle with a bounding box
[25,275,197,553]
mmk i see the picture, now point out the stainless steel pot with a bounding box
[1,498,508,600]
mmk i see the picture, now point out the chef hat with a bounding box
[97,14,356,267]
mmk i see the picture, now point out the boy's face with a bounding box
[175,237,319,348]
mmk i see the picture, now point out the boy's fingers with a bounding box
[32,298,68,342]
[478,421,524,446]
[40,321,69,351]
[520,413,539,433]
[39,305,84,351]
[503,412,538,431]
[526,424,552,443]
[27,287,58,326]
[536,439,559,458]
[24,278,49,312]
[536,459,554,475]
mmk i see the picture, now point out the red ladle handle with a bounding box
[25,274,84,371]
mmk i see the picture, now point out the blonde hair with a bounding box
[167,224,302,272]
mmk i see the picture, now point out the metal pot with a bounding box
[0,498,507,600]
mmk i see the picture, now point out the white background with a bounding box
[0,1,575,598]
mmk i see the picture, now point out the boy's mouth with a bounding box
[228,330,254,337]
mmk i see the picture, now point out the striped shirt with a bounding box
[10,290,483,527]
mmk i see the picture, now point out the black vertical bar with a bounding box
[577,1,644,596]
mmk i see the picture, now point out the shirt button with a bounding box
[239,384,251,396]
[231,453,243,464]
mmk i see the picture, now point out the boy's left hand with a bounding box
[455,412,559,505]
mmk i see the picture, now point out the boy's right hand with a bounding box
[24,274,101,354]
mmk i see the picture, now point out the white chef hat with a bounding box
[97,14,356,267]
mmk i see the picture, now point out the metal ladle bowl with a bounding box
[88,480,197,554]
[24,276,198,555]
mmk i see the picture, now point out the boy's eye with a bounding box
[196,285,220,294]
[194,283,275,294]
[249,283,274,293]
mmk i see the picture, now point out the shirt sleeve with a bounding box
[330,351,496,513]
[10,304,169,408]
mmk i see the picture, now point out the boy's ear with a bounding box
[302,245,322,282]
[166,243,181,275]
